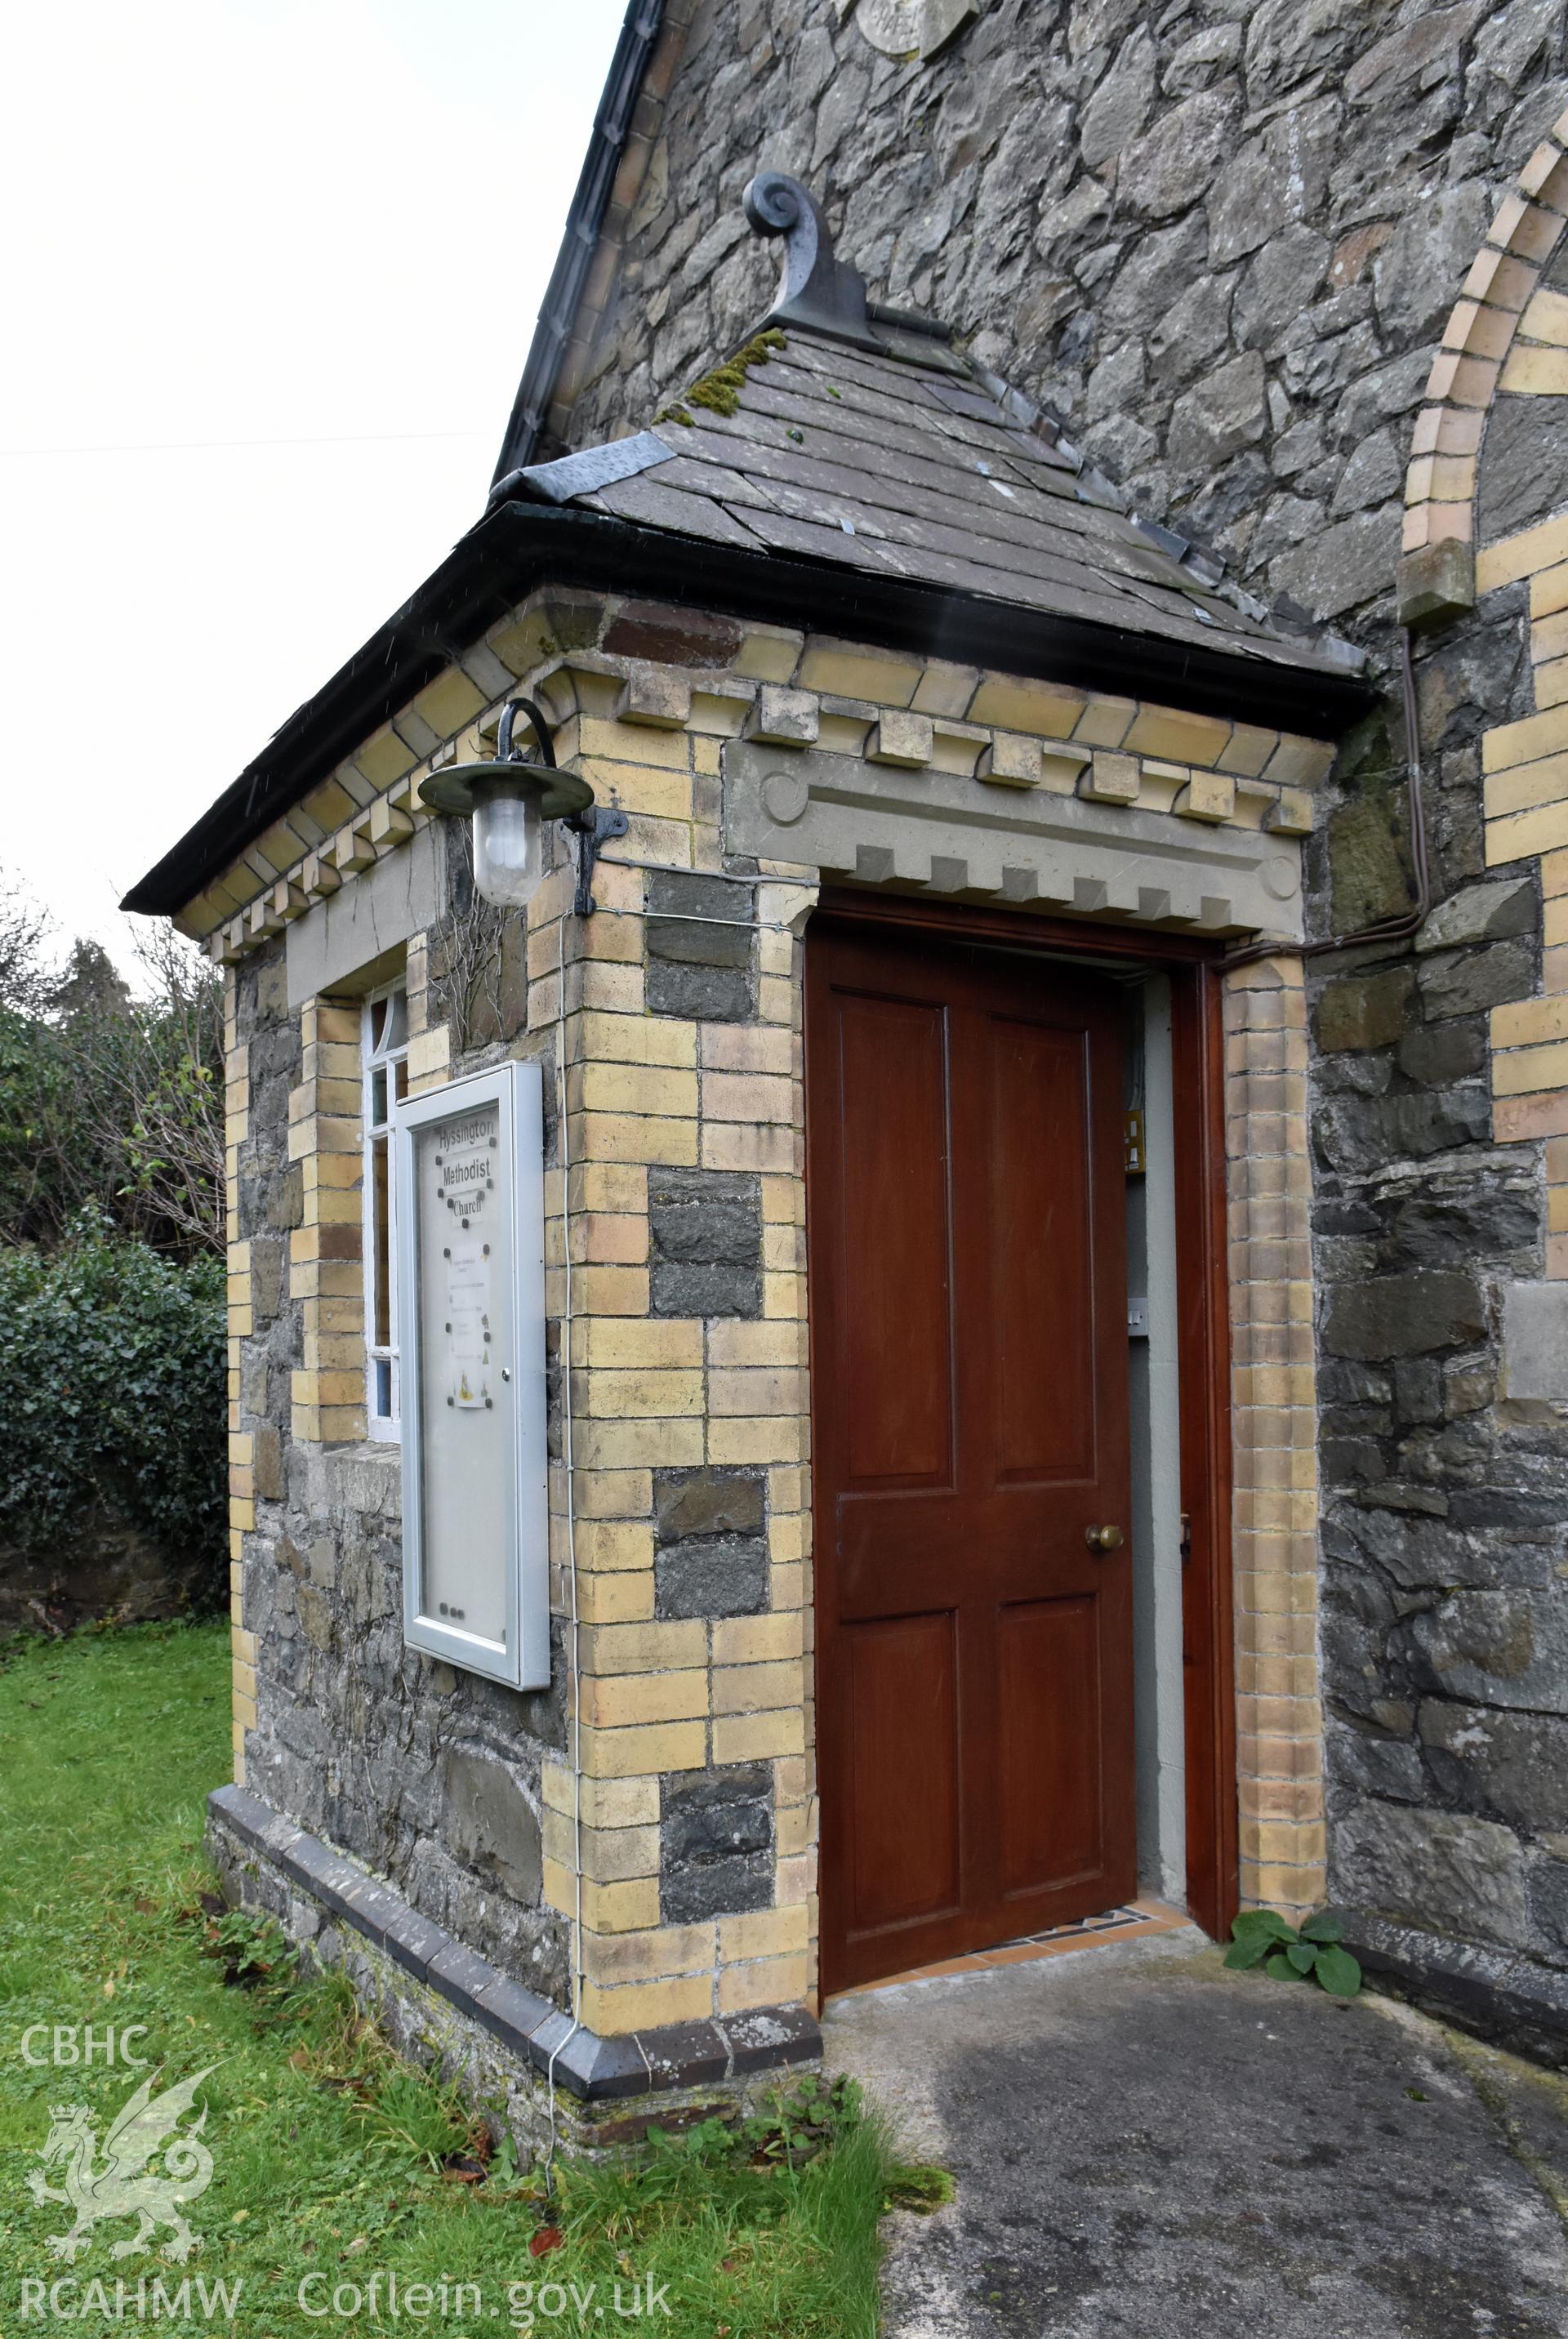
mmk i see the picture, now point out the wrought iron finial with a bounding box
[742,172,884,350]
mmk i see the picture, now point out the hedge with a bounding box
[0,1219,225,1561]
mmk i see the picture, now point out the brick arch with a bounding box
[1396,111,1568,1289]
[1400,119,1568,600]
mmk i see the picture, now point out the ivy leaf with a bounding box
[1299,1912,1345,1944]
[1314,1945,1362,1998]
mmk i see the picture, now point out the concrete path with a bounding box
[823,1928,1568,2339]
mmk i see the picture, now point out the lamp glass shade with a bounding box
[471,780,544,909]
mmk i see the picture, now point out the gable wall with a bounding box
[532,0,1568,2040]
[558,0,1563,630]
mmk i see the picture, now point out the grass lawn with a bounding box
[0,1621,920,2337]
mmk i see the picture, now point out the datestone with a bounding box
[1503,1283,1568,1402]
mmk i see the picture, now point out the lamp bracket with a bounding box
[562,806,628,918]
[497,696,556,767]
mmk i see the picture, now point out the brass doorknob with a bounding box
[1085,1524,1124,1553]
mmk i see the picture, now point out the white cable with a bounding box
[595,906,791,931]
[595,856,773,887]
[590,853,813,933]
[541,907,585,2199]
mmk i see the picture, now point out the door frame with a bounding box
[806,889,1239,1954]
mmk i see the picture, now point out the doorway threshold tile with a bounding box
[829,1899,1191,1999]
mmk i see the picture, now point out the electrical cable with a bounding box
[1221,626,1430,973]
[595,858,773,887]
[590,855,813,933]
[541,911,585,2203]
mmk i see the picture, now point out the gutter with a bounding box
[488,0,666,486]
[122,499,1374,920]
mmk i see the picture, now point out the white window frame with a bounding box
[394,1058,550,1689]
[362,984,409,1442]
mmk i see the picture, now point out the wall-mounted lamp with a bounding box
[418,697,627,917]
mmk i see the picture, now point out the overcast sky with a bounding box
[1,0,628,977]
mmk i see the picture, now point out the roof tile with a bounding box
[528,323,1359,684]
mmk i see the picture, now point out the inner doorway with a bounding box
[806,916,1140,1993]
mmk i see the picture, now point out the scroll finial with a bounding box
[742,172,884,350]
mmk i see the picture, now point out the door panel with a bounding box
[835,991,954,1489]
[809,920,1137,1993]
[985,1018,1095,1484]
[845,1612,960,1932]
[833,987,959,1478]
[996,1597,1102,1897]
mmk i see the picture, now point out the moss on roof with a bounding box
[658,327,787,424]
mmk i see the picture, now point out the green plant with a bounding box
[1224,1907,1362,1997]
[350,2066,474,2172]
[742,2072,862,2166]
[884,2163,954,2213]
[642,2072,882,2180]
[194,1899,301,1995]
[0,1214,225,1563]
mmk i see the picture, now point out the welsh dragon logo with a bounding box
[27,2065,218,2263]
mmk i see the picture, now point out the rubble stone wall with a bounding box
[559,0,1565,635]
[225,923,571,2007]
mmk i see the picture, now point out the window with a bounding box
[363,985,409,1439]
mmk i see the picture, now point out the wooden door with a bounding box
[807,920,1137,1993]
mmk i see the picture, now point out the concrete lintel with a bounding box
[286,820,443,1008]
[722,740,1305,940]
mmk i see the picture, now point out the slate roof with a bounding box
[515,322,1362,687]
[126,259,1371,918]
